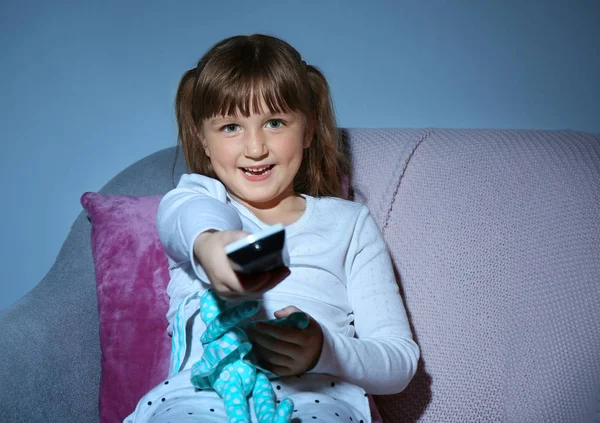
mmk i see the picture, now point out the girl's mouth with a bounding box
[240,165,275,181]
[241,165,275,176]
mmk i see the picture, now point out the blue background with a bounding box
[1,0,599,311]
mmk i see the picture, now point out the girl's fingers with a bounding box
[247,328,299,357]
[273,305,302,318]
[252,342,296,376]
[253,323,304,345]
[252,343,294,368]
[210,276,240,298]
[217,259,250,295]
[213,272,248,298]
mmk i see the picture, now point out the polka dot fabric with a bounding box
[126,371,371,423]
[365,129,600,421]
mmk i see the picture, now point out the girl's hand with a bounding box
[247,306,323,377]
[194,230,290,298]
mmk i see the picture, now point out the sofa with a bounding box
[1,128,599,423]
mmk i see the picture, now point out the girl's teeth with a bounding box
[243,165,272,175]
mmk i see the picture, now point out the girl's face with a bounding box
[200,99,311,212]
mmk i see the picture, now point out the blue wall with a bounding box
[1,0,599,311]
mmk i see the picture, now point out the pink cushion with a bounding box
[81,191,383,423]
[81,193,171,422]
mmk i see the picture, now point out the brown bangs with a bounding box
[193,38,310,122]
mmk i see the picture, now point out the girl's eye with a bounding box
[222,124,240,133]
[266,119,284,129]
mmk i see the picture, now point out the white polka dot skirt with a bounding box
[124,370,371,423]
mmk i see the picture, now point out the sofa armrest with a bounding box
[0,212,100,423]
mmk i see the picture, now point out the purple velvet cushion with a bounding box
[81,190,383,423]
[81,193,171,423]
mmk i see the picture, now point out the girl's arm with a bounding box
[157,173,287,297]
[157,173,243,281]
[309,206,420,395]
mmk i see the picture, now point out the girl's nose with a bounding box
[244,131,268,158]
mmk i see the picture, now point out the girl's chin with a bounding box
[230,189,290,209]
[235,195,278,207]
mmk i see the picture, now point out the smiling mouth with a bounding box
[240,165,275,176]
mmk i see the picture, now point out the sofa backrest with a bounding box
[365,129,600,422]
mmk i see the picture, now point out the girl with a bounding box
[125,34,419,423]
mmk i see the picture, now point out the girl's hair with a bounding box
[175,34,348,198]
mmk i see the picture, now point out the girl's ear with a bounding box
[202,139,210,158]
[196,126,211,157]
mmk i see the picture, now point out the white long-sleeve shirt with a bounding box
[157,174,419,395]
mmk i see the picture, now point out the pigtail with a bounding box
[297,65,349,198]
[175,68,204,174]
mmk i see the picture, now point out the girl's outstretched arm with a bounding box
[157,173,243,282]
[157,173,289,297]
[309,206,420,395]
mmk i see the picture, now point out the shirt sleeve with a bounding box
[156,173,243,282]
[309,205,420,395]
